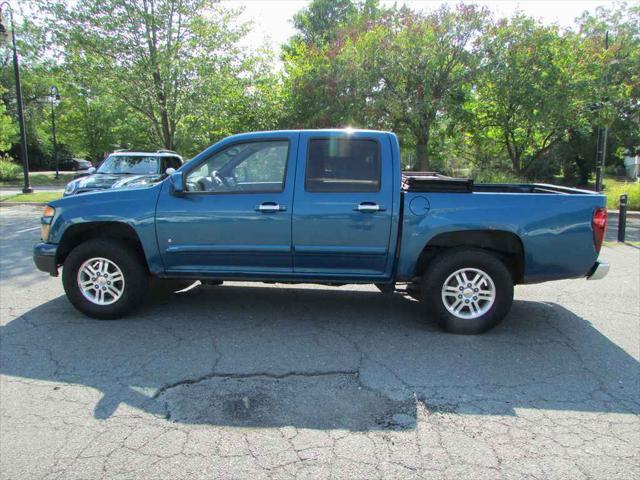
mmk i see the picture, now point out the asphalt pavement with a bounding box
[1,205,638,479]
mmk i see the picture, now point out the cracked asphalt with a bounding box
[1,205,639,479]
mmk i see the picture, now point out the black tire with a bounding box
[62,239,149,319]
[421,248,514,334]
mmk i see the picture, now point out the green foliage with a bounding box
[0,0,637,186]
[0,87,17,151]
[290,0,359,47]
[0,157,21,181]
[604,179,640,210]
[470,15,588,175]
[469,169,526,185]
[37,0,249,151]
[0,172,74,187]
[284,2,488,170]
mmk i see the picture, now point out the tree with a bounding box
[471,15,588,176]
[577,2,640,162]
[284,3,487,170]
[290,0,358,48]
[39,0,251,150]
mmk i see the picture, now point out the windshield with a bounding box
[97,155,160,174]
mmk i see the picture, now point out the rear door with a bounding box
[292,131,394,277]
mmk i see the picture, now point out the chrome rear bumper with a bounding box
[586,261,609,280]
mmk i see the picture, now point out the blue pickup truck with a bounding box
[34,129,609,334]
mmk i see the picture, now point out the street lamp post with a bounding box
[0,2,32,193]
[50,86,60,178]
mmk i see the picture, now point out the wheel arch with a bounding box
[57,222,148,271]
[414,230,525,283]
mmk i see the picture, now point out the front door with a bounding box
[156,133,298,275]
[292,132,394,277]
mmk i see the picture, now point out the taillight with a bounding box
[592,208,607,254]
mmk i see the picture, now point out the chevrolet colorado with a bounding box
[34,130,609,334]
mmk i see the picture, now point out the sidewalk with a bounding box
[0,186,64,196]
[606,210,640,242]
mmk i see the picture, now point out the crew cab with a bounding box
[34,130,609,334]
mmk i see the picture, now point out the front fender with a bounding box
[47,183,165,274]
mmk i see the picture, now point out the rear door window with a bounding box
[305,138,380,192]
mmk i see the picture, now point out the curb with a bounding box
[607,209,640,218]
[0,202,48,207]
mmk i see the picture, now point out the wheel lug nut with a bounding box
[474,288,478,292]
[107,281,111,285]
[458,295,462,299]
[467,283,471,287]
[459,286,464,291]
[473,296,477,300]
[465,299,469,303]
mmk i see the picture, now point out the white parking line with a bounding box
[15,226,40,234]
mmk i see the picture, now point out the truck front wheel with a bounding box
[421,249,514,334]
[62,239,149,319]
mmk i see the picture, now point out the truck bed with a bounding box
[397,172,606,284]
[402,172,599,195]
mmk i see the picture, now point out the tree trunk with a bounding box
[414,129,430,171]
[160,109,173,150]
[504,133,521,175]
[511,156,521,176]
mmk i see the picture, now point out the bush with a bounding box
[603,179,640,211]
[0,157,21,181]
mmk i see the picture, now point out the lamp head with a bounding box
[50,86,60,101]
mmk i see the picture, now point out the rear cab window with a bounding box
[305,138,381,192]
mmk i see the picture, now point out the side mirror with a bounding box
[169,171,185,195]
[165,167,176,175]
[87,167,96,174]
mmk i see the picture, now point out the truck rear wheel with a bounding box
[421,248,513,334]
[62,239,149,319]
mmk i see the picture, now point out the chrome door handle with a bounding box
[256,203,285,213]
[355,202,384,213]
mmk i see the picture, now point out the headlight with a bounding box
[41,205,55,241]
[64,181,78,195]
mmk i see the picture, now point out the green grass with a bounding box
[0,192,63,203]
[603,179,640,211]
[0,172,75,187]
[604,241,640,247]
